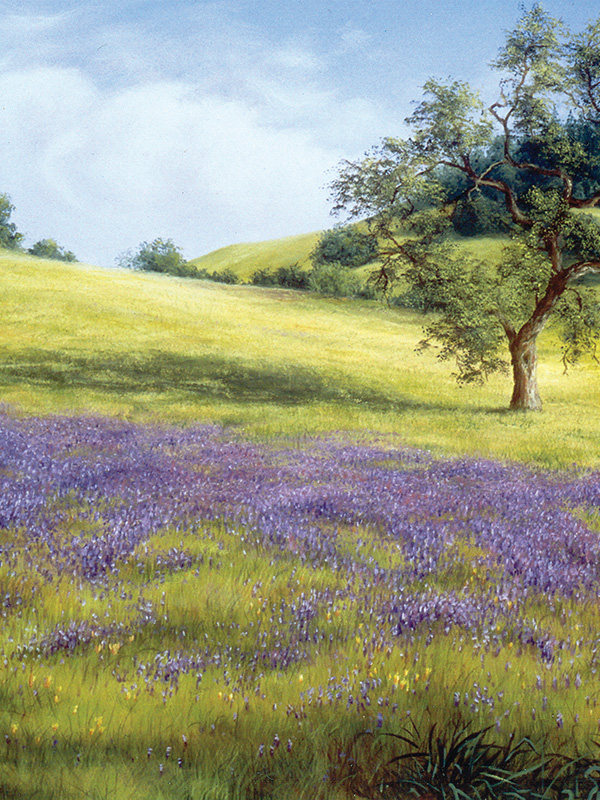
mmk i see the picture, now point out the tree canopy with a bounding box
[28,239,77,262]
[120,238,193,277]
[0,194,23,250]
[311,226,378,268]
[331,5,600,410]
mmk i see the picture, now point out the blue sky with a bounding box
[0,0,595,265]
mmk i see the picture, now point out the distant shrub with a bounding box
[311,226,378,267]
[28,238,77,262]
[250,263,310,290]
[356,282,379,300]
[274,264,310,289]
[120,238,194,277]
[216,268,239,284]
[451,193,506,236]
[196,268,239,284]
[308,262,362,297]
[0,193,23,250]
[250,268,276,287]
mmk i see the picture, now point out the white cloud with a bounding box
[2,11,72,34]
[0,5,408,266]
[0,67,350,265]
[337,24,373,54]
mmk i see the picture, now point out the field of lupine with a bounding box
[2,410,600,798]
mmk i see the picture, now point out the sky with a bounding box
[0,0,596,267]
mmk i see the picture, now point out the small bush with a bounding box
[312,227,378,267]
[196,268,239,284]
[274,264,310,290]
[308,262,362,297]
[120,238,194,277]
[250,264,310,290]
[250,268,277,287]
[28,238,77,262]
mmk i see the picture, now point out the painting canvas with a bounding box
[2,1,600,797]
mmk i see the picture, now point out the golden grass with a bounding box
[1,248,600,468]
[188,230,322,281]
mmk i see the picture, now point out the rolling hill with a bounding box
[188,230,321,282]
[2,245,600,467]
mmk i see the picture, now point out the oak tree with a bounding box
[331,6,600,410]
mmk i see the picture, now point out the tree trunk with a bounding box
[509,336,542,411]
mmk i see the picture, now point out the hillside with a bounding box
[188,228,513,288]
[189,210,600,285]
[188,230,321,281]
[2,246,600,466]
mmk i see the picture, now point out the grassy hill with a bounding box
[187,229,511,285]
[2,246,600,467]
[188,230,321,282]
[189,212,600,285]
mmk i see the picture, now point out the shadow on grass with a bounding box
[0,347,447,412]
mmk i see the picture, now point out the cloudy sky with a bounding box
[0,0,595,266]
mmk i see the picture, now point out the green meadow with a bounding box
[1,245,600,469]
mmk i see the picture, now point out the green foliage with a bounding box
[27,238,77,262]
[250,263,310,290]
[196,267,239,284]
[409,249,509,383]
[274,264,310,289]
[451,193,507,236]
[308,261,362,297]
[250,262,364,296]
[311,226,378,267]
[563,18,600,122]
[0,193,23,250]
[406,78,494,164]
[490,4,565,134]
[120,238,193,277]
[249,267,276,287]
[369,721,550,800]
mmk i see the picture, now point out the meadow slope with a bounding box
[188,231,321,282]
[1,247,600,467]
